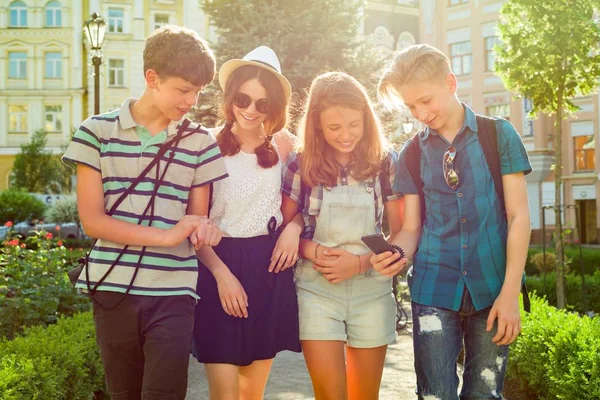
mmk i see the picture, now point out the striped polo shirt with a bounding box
[62,98,228,298]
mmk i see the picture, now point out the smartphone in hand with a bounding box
[361,234,405,259]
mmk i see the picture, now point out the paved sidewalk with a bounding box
[186,330,418,399]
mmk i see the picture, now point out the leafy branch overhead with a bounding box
[495,0,600,117]
[191,0,386,130]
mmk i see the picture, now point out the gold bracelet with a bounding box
[314,244,321,261]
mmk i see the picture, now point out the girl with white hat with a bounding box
[193,46,301,399]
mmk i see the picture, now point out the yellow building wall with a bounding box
[0,155,16,191]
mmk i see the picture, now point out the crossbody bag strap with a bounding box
[82,119,192,308]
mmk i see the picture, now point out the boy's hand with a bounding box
[269,224,300,273]
[487,293,521,346]
[163,215,208,247]
[312,247,357,284]
[213,267,248,318]
[370,251,407,277]
[190,219,222,249]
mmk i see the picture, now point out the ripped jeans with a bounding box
[411,289,509,400]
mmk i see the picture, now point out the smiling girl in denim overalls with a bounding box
[282,71,405,399]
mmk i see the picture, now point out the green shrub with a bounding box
[529,251,557,273]
[0,312,106,400]
[506,294,600,400]
[0,231,90,339]
[526,246,600,277]
[0,190,46,225]
[526,271,600,314]
[45,198,80,225]
[546,316,600,399]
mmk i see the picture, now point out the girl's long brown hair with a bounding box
[217,65,288,168]
[296,71,388,187]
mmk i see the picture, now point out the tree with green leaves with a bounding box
[9,130,72,194]
[495,0,600,309]
[192,0,386,130]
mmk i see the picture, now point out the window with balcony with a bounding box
[450,41,472,76]
[45,1,62,27]
[9,1,27,27]
[44,105,63,132]
[9,52,27,78]
[108,59,125,86]
[108,8,124,33]
[45,52,62,78]
[9,105,28,132]
[574,135,595,172]
[485,36,500,72]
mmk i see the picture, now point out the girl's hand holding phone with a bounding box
[370,251,407,277]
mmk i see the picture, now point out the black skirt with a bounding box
[191,233,301,366]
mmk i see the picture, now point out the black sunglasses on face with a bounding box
[443,146,460,190]
[233,92,269,114]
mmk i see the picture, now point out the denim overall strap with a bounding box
[313,177,376,254]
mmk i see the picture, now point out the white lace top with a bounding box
[210,144,283,238]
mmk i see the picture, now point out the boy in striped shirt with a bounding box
[63,25,227,399]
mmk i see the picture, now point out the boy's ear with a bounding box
[145,69,160,88]
[445,73,458,93]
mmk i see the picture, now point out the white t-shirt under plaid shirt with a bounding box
[62,98,228,298]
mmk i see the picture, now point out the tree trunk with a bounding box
[554,93,566,309]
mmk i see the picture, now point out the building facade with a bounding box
[0,0,213,190]
[419,0,599,244]
[363,0,423,138]
[85,0,215,114]
[364,0,420,55]
[0,0,85,189]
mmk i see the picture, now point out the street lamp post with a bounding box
[83,13,107,115]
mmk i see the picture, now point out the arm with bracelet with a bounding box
[361,234,407,279]
[361,234,406,260]
[370,194,421,277]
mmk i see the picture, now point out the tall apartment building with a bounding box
[86,0,214,114]
[419,0,599,244]
[0,0,213,190]
[0,0,85,189]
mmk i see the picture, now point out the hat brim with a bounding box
[218,59,292,100]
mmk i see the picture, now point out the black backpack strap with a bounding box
[476,115,505,220]
[521,284,531,313]
[393,135,425,332]
[475,115,530,312]
[404,133,425,223]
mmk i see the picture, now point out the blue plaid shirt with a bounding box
[394,104,532,311]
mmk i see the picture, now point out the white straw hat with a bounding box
[218,46,292,100]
